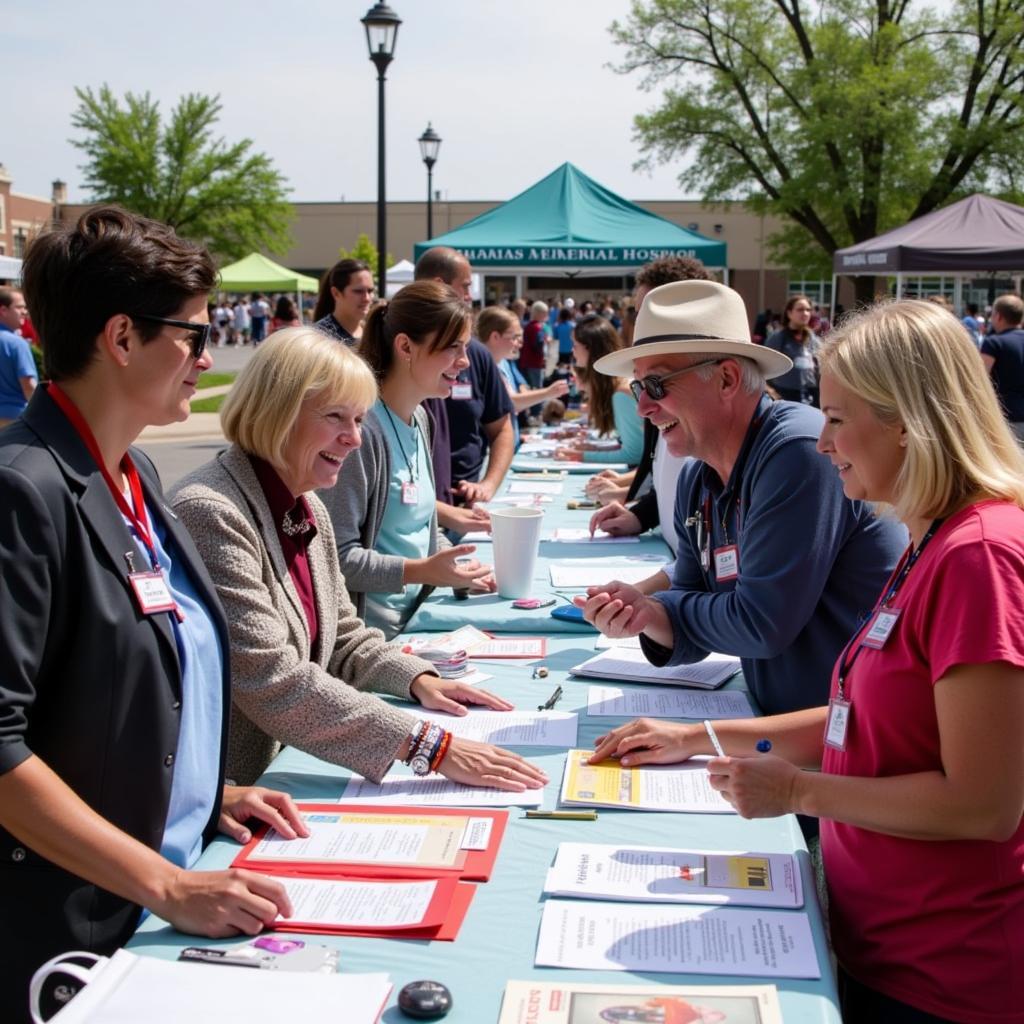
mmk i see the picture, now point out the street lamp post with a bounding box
[361,3,401,296]
[418,123,442,240]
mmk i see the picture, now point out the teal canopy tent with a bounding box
[413,163,726,274]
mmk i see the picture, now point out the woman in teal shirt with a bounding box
[555,313,644,466]
[324,282,496,639]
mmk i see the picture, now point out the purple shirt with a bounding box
[250,455,320,658]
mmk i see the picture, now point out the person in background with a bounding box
[313,259,375,346]
[518,300,549,414]
[213,298,234,347]
[981,292,1024,443]
[961,301,984,346]
[171,326,543,790]
[553,305,575,367]
[325,283,498,637]
[595,299,1024,1023]
[555,313,644,467]
[478,306,568,448]
[0,207,307,1023]
[270,295,301,333]
[249,293,270,345]
[232,296,251,345]
[764,294,821,406]
[0,289,36,428]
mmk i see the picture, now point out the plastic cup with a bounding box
[489,506,545,599]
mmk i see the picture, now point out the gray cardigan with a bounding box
[169,445,434,786]
[319,404,449,626]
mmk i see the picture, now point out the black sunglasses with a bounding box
[629,358,722,401]
[134,314,211,360]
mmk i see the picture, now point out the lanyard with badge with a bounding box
[825,518,943,751]
[383,404,423,505]
[47,383,183,621]
[687,405,769,582]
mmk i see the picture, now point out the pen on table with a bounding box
[524,810,598,821]
[567,499,599,510]
[537,685,563,711]
[703,719,726,757]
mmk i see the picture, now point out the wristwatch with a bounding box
[410,749,433,776]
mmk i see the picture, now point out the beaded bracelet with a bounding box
[430,730,453,773]
[403,720,428,765]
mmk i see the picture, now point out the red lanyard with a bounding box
[47,383,161,572]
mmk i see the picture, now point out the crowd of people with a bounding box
[0,206,1022,1024]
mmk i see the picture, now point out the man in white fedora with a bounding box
[578,280,906,723]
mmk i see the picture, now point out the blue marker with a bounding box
[756,738,772,753]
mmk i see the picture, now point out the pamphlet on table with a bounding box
[560,749,735,813]
[497,980,784,1024]
[550,556,669,588]
[340,774,544,808]
[420,707,578,747]
[535,899,820,978]
[587,684,754,720]
[549,528,639,544]
[543,842,803,908]
[572,648,741,688]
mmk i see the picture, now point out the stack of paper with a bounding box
[549,528,639,544]
[340,774,544,808]
[418,707,578,747]
[571,648,741,689]
[586,685,754,719]
[543,842,803,907]
[401,625,546,659]
[498,980,784,1024]
[559,749,735,814]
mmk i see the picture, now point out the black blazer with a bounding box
[0,388,231,1022]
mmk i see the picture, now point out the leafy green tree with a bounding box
[611,0,1024,297]
[339,232,395,271]
[70,85,292,260]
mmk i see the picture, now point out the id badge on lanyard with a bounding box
[401,480,419,505]
[714,544,739,581]
[824,698,852,751]
[128,570,178,615]
[451,382,472,400]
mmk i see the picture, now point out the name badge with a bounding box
[714,545,739,581]
[128,570,178,616]
[824,698,851,751]
[862,607,901,649]
[401,481,419,505]
[451,383,473,400]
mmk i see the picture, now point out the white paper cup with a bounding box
[489,506,545,599]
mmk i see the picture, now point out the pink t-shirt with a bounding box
[821,501,1024,1023]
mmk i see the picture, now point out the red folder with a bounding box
[232,804,508,882]
[268,875,475,942]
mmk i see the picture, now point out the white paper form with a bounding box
[587,685,754,720]
[550,556,669,588]
[419,707,578,747]
[516,440,559,455]
[481,494,553,507]
[595,634,642,649]
[535,900,820,978]
[508,479,564,495]
[514,459,629,473]
[543,843,803,908]
[549,528,639,544]
[571,648,741,689]
[341,774,544,807]
[279,876,438,928]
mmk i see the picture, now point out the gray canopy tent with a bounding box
[831,194,1024,313]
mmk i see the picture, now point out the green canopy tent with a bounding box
[413,163,726,293]
[217,252,320,318]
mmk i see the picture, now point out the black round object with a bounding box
[397,980,453,1020]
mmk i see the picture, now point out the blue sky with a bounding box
[8,0,691,204]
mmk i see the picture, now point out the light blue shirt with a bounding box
[123,500,223,870]
[497,358,527,449]
[0,327,37,420]
[583,389,645,466]
[366,400,435,635]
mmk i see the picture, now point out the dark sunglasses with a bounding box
[629,358,722,401]
[134,314,211,359]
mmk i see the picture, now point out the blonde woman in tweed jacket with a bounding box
[170,329,547,792]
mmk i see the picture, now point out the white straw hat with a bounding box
[593,280,792,378]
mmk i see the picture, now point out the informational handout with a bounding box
[497,979,784,1024]
[549,528,639,544]
[587,685,754,720]
[571,648,741,689]
[543,842,803,908]
[535,900,820,978]
[550,556,668,589]
[341,774,544,808]
[560,749,735,813]
[280,876,440,929]
[247,811,470,868]
[514,459,629,474]
[509,480,564,495]
[420,708,579,747]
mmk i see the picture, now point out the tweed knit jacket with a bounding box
[169,445,434,786]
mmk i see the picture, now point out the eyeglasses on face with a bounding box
[629,358,722,401]
[134,314,211,359]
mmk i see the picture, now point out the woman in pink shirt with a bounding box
[592,300,1024,1023]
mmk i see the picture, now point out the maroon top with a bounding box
[250,455,320,659]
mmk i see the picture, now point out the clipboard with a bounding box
[232,804,509,882]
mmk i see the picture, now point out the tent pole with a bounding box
[895,274,903,300]
[722,266,730,286]
[830,275,837,324]
[953,275,963,314]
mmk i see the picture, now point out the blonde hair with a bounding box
[819,299,1024,523]
[220,326,378,470]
